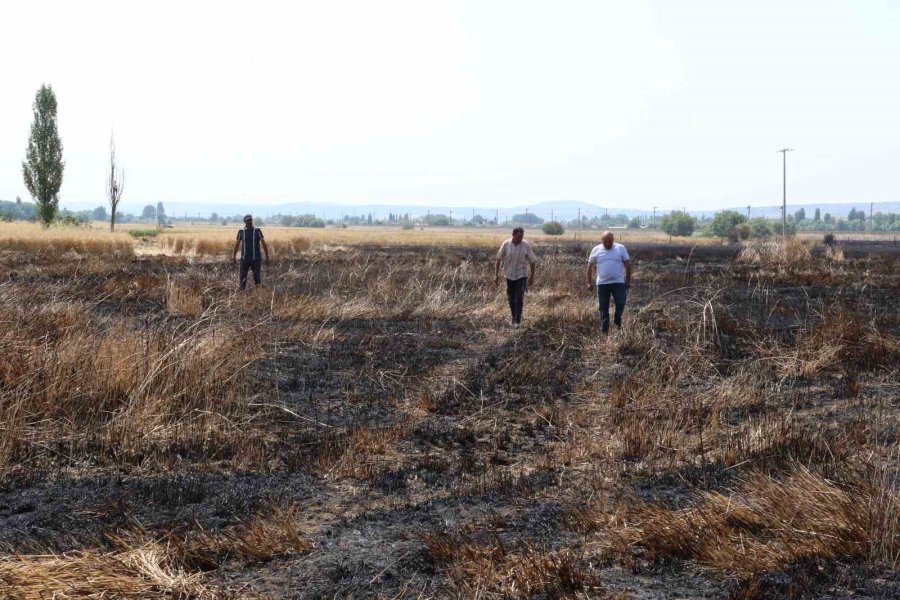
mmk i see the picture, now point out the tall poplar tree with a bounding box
[22,84,65,226]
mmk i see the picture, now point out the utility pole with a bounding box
[652,206,657,228]
[577,208,581,231]
[747,205,751,220]
[551,208,554,223]
[778,148,793,238]
[870,201,874,232]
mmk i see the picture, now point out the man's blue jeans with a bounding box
[597,283,627,332]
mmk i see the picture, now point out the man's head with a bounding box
[512,227,524,244]
[243,214,253,228]
[601,231,614,249]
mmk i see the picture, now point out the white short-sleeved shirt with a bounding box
[588,242,630,284]
[496,239,537,280]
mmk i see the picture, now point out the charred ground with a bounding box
[0,239,897,598]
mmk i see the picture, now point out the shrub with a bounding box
[659,211,696,237]
[542,221,565,235]
[824,232,836,247]
[748,218,773,239]
[127,229,159,238]
[707,210,747,243]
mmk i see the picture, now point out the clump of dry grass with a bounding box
[737,238,812,269]
[170,504,312,569]
[574,465,899,576]
[424,532,613,599]
[0,293,265,468]
[166,278,206,316]
[304,424,407,480]
[0,503,313,598]
[0,541,210,599]
[755,307,900,377]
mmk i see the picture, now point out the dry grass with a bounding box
[0,504,312,598]
[0,285,265,469]
[169,504,312,569]
[737,238,813,269]
[0,542,211,599]
[573,464,900,576]
[0,221,133,256]
[424,532,615,599]
[160,231,312,257]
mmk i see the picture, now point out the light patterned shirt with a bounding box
[496,239,537,280]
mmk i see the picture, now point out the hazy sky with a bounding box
[2,0,898,210]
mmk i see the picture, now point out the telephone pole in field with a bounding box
[778,148,793,238]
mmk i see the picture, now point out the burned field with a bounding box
[0,239,897,598]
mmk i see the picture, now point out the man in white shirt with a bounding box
[495,227,538,325]
[587,231,632,333]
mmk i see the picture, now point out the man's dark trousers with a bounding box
[239,258,262,290]
[597,282,627,332]
[506,277,527,324]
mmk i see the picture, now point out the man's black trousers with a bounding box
[239,258,262,289]
[506,277,527,324]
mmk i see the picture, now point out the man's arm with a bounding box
[262,239,270,263]
[232,239,241,262]
[495,258,502,284]
[587,263,596,290]
[527,246,537,286]
[624,260,632,288]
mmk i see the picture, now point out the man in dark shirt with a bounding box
[232,214,270,289]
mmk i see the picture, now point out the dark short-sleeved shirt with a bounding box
[237,227,264,260]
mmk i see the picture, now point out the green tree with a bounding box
[142,204,156,220]
[748,217,773,239]
[813,208,821,222]
[542,221,564,235]
[823,213,833,224]
[707,210,747,243]
[156,202,166,227]
[22,84,65,226]
[794,207,806,222]
[92,206,108,221]
[659,211,696,237]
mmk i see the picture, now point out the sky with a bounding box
[1,0,899,211]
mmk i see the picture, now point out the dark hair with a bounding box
[512,227,524,235]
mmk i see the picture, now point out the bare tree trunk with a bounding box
[107,132,125,232]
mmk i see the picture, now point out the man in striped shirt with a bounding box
[494,227,538,326]
[232,214,270,289]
